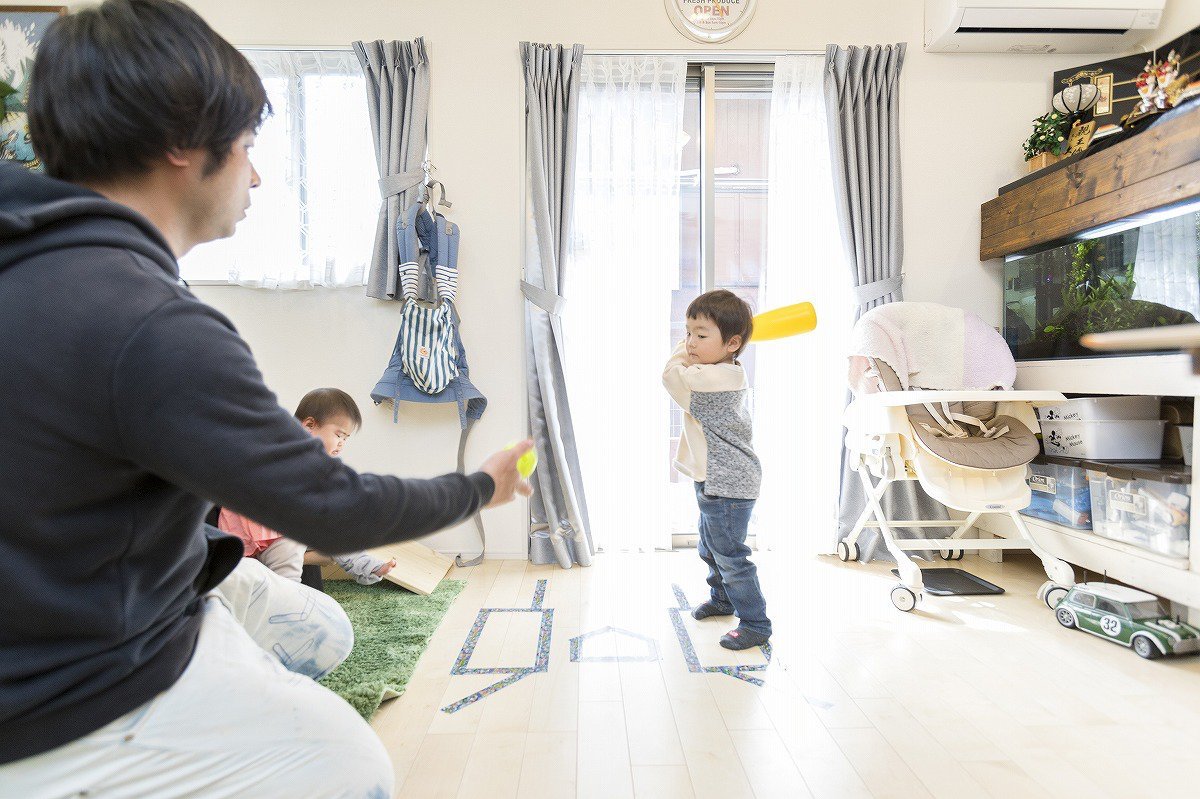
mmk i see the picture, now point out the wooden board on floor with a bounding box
[321,541,454,596]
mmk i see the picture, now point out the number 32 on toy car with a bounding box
[1100,615,1122,637]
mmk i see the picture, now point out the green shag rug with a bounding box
[319,579,465,720]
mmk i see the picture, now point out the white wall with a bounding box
[45,0,1200,556]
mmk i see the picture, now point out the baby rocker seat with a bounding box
[840,303,1075,612]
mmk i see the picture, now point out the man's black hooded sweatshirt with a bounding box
[0,163,494,764]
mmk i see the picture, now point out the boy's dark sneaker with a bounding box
[719,627,770,650]
[691,601,735,620]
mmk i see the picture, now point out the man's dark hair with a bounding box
[28,0,270,182]
[686,289,754,357]
[295,389,363,431]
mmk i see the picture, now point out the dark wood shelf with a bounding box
[980,101,1200,261]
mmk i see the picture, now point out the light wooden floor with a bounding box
[371,550,1200,799]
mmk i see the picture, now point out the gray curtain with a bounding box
[521,42,593,569]
[826,43,944,560]
[353,38,435,301]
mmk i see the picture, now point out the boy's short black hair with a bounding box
[295,389,363,431]
[28,0,270,182]
[687,290,754,357]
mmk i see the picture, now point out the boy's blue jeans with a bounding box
[694,482,771,637]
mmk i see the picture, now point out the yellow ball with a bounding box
[506,442,538,479]
[517,449,538,479]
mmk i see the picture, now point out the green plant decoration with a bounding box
[1043,240,1140,337]
[0,80,16,123]
[1023,111,1071,159]
[1013,221,1200,359]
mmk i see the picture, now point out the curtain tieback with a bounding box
[378,169,427,199]
[856,275,903,307]
[521,280,565,316]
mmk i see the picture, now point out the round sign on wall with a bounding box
[665,0,758,44]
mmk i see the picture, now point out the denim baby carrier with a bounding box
[372,193,490,565]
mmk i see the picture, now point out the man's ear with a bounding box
[164,148,196,169]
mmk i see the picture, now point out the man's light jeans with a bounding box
[0,558,393,798]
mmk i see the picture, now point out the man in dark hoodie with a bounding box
[0,1,532,795]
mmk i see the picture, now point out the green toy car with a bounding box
[1053,582,1200,659]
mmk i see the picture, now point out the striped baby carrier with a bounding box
[371,196,491,566]
[396,201,460,394]
[398,299,457,394]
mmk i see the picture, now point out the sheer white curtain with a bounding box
[179,50,377,289]
[754,55,853,556]
[1132,212,1200,320]
[563,55,687,553]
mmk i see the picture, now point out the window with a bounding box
[1072,592,1096,608]
[671,64,774,544]
[562,53,850,556]
[1128,600,1168,620]
[1096,598,1128,617]
[563,54,689,554]
[178,49,377,289]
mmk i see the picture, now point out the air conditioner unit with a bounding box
[924,0,1165,53]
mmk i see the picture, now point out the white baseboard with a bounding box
[435,550,530,561]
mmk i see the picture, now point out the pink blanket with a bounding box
[848,302,1015,393]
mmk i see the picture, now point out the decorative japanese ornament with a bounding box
[1052,83,1100,116]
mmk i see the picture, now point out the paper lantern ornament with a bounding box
[1052,83,1100,116]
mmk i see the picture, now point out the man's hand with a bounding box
[479,440,535,508]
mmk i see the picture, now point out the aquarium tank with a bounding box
[1004,208,1200,360]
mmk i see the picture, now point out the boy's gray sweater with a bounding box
[662,342,761,499]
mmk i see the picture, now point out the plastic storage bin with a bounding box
[1040,419,1166,460]
[1038,395,1161,422]
[1021,456,1092,529]
[1085,462,1191,559]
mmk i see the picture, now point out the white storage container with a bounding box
[1037,395,1161,422]
[1085,462,1191,560]
[1181,426,1194,467]
[1041,419,1165,460]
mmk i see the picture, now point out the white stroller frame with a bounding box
[842,385,1077,612]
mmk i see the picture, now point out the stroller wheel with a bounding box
[890,585,918,612]
[938,547,964,561]
[837,541,859,562]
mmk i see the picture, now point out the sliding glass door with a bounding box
[670,65,774,547]
[568,55,849,557]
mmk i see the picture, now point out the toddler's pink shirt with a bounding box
[218,507,283,557]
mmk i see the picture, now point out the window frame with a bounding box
[690,61,775,294]
[1072,591,1097,608]
[674,59,776,549]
